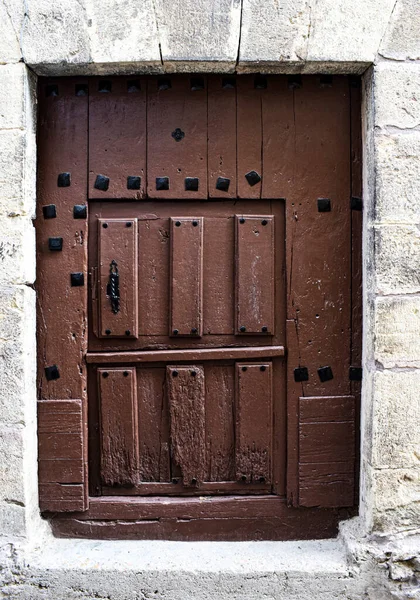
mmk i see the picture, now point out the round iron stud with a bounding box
[102,223,108,229]
[261,326,268,332]
[191,370,197,377]
[242,366,247,372]
[259,476,266,483]
[191,478,197,485]
[123,371,129,377]
[191,327,198,334]
[172,370,178,377]
[240,326,246,333]
[192,220,198,227]
[125,330,131,336]
[105,329,111,335]
[241,474,247,482]
[260,365,266,372]
[239,218,245,224]
[175,221,181,227]
[173,329,179,335]
[126,222,132,228]
[102,372,109,378]
[261,219,268,226]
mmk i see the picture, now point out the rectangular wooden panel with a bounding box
[167,366,206,486]
[38,399,87,512]
[235,363,272,483]
[98,368,139,486]
[208,75,237,198]
[147,76,207,199]
[235,215,275,335]
[237,76,262,199]
[170,217,203,337]
[89,76,147,199]
[97,218,138,338]
[298,396,355,507]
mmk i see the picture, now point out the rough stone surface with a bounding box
[0,0,23,64]
[374,64,420,131]
[374,225,420,295]
[374,297,420,368]
[379,0,420,61]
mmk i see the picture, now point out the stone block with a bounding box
[156,0,241,69]
[0,64,28,130]
[0,130,36,219]
[379,0,420,61]
[0,425,25,504]
[374,296,420,368]
[374,225,420,295]
[0,0,24,64]
[375,132,420,225]
[370,370,420,469]
[374,64,420,130]
[0,216,35,285]
[0,501,26,537]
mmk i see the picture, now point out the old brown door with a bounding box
[36,75,361,540]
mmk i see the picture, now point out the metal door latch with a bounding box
[107,260,120,314]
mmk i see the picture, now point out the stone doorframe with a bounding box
[0,1,418,598]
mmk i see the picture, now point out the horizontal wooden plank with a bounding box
[38,399,83,434]
[299,396,355,423]
[102,481,270,496]
[299,462,354,508]
[39,483,86,513]
[299,422,355,463]
[38,433,83,460]
[86,346,285,364]
[38,460,84,484]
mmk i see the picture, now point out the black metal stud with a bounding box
[239,217,246,224]
[349,366,363,381]
[57,172,71,187]
[245,170,261,186]
[125,330,131,336]
[173,329,179,335]
[75,84,88,96]
[171,128,185,142]
[98,80,112,93]
[123,371,129,377]
[127,79,141,92]
[239,326,246,333]
[46,84,58,97]
[241,474,247,482]
[45,365,60,381]
[185,177,199,191]
[70,272,84,287]
[175,221,181,227]
[261,326,268,333]
[42,205,56,219]
[156,177,169,191]
[254,75,267,89]
[288,75,302,89]
[102,223,108,228]
[126,222,132,228]
[318,366,334,382]
[259,476,266,483]
[191,370,197,377]
[351,196,363,211]
[216,177,230,192]
[191,478,198,485]
[260,365,266,372]
[105,329,111,335]
[48,237,63,251]
[172,370,179,377]
[294,367,309,382]
[102,372,109,378]
[94,174,110,191]
[320,75,333,87]
[318,198,331,212]
[158,78,171,91]
[172,477,180,484]
[242,366,247,372]
[127,176,141,190]
[192,220,198,227]
[222,77,235,89]
[191,327,198,334]
[261,219,268,226]
[73,205,87,219]
[191,76,205,91]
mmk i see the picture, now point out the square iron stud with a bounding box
[48,237,63,251]
[317,198,331,212]
[75,83,88,96]
[351,196,363,211]
[222,77,235,89]
[94,174,110,191]
[127,79,141,92]
[156,177,169,191]
[45,365,60,381]
[98,80,112,93]
[294,367,309,382]
[318,366,334,382]
[70,272,84,287]
[57,172,71,187]
[320,75,333,87]
[216,176,230,192]
[191,76,205,91]
[254,75,267,89]
[185,177,199,191]
[349,366,363,381]
[45,84,59,97]
[73,204,87,219]
[42,204,56,219]
[127,176,141,190]
[245,170,261,186]
[288,75,302,89]
[158,78,171,91]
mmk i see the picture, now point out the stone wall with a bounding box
[0,1,419,598]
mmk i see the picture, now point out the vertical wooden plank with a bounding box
[98,218,138,338]
[235,362,272,483]
[237,76,262,199]
[286,318,302,506]
[36,77,88,401]
[208,75,237,198]
[167,366,206,486]
[89,76,147,200]
[98,368,139,486]
[137,367,170,482]
[235,215,275,335]
[170,217,203,337]
[147,75,207,199]
[205,364,235,482]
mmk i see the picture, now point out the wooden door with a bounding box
[36,75,361,540]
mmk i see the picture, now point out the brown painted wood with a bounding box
[97,218,138,338]
[102,481,270,496]
[167,366,206,486]
[89,76,147,199]
[235,215,275,335]
[147,76,207,199]
[38,399,87,511]
[86,346,285,363]
[98,368,139,486]
[237,76,262,199]
[208,75,237,198]
[170,217,203,337]
[235,363,272,484]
